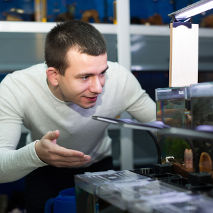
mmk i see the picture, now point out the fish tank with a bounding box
[189,82,213,174]
[155,84,213,178]
[155,87,191,128]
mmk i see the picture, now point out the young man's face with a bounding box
[56,48,108,108]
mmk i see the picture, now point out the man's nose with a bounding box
[89,76,103,94]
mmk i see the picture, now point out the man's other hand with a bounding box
[35,130,91,167]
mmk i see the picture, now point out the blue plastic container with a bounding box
[45,187,76,213]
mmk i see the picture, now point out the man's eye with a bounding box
[100,71,106,76]
[81,76,89,80]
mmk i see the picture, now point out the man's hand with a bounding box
[35,130,91,167]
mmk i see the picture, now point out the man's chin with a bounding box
[79,102,96,109]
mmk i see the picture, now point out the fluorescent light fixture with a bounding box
[169,0,213,21]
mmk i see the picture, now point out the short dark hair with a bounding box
[45,20,107,75]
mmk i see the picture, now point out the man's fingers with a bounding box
[54,159,91,168]
[83,155,91,161]
[42,130,60,141]
[54,155,91,164]
[50,145,87,158]
[45,149,91,167]
[36,133,91,168]
[61,155,91,163]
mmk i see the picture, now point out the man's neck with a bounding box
[46,78,64,101]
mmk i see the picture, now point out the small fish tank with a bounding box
[155,83,213,180]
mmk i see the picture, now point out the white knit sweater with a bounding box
[0,62,156,183]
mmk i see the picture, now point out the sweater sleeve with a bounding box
[0,77,46,183]
[0,141,46,183]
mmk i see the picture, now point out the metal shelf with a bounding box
[1,21,213,37]
[0,21,117,34]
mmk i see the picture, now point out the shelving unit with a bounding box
[1,21,213,73]
[1,20,213,36]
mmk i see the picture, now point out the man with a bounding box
[0,20,156,212]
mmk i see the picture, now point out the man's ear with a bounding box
[46,67,60,86]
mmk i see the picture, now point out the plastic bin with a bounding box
[44,187,76,213]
